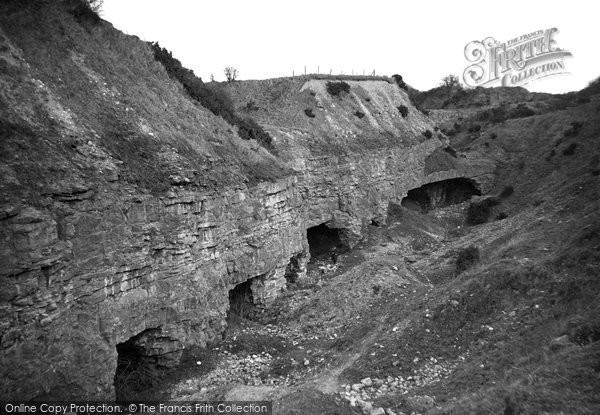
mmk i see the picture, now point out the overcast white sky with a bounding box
[102,0,598,93]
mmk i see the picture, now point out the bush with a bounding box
[304,108,315,118]
[468,124,481,133]
[423,130,433,139]
[476,106,508,123]
[489,133,497,140]
[236,117,273,148]
[456,246,480,274]
[499,185,514,198]
[397,105,409,118]
[466,197,500,225]
[509,103,535,118]
[496,212,508,220]
[326,81,350,97]
[70,0,102,25]
[576,96,591,104]
[392,74,408,91]
[244,100,259,111]
[354,110,365,119]
[444,146,457,157]
[562,143,578,156]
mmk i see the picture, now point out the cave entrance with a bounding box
[284,253,305,284]
[307,223,346,262]
[401,178,480,212]
[114,328,171,402]
[228,277,257,320]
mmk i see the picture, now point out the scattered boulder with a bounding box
[550,334,573,351]
[352,383,364,392]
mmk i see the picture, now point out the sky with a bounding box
[101,0,598,93]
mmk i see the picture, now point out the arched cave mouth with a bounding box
[114,328,174,402]
[307,223,347,262]
[401,178,481,212]
[228,277,257,320]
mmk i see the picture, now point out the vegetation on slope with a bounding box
[149,42,274,152]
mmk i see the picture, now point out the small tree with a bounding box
[441,74,460,89]
[224,67,238,83]
[441,74,461,99]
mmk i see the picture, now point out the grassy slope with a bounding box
[339,96,600,413]
[224,77,437,160]
[0,0,288,208]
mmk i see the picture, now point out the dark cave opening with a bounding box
[114,329,167,402]
[401,178,481,212]
[284,253,303,284]
[228,277,257,320]
[307,223,346,261]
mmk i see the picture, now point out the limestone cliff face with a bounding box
[227,78,494,244]
[1,177,305,399]
[0,1,493,399]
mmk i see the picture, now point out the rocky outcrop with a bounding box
[0,177,307,398]
[0,1,494,399]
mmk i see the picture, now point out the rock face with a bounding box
[0,1,494,399]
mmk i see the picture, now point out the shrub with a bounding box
[576,96,591,104]
[476,106,508,123]
[509,103,535,118]
[392,74,408,90]
[304,108,315,118]
[563,143,578,156]
[354,111,365,119]
[326,81,350,97]
[456,246,480,274]
[244,100,259,111]
[423,130,433,139]
[466,197,500,225]
[70,0,102,25]
[468,124,481,133]
[546,149,556,161]
[397,105,409,118]
[489,133,497,140]
[496,212,508,220]
[365,97,371,102]
[499,185,514,198]
[236,117,273,149]
[444,146,457,157]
